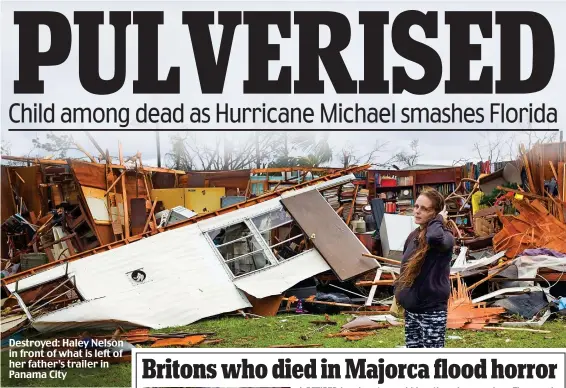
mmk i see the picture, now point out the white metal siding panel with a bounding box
[28,226,250,331]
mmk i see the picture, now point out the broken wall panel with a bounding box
[281,189,377,281]
[10,166,44,217]
[180,170,250,196]
[70,161,113,246]
[151,172,176,189]
[124,172,148,199]
[1,166,17,222]
[81,187,111,223]
[71,161,107,190]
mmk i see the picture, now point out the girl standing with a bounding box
[394,188,454,348]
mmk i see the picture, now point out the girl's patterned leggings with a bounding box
[404,310,447,348]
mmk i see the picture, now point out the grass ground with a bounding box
[2,314,565,387]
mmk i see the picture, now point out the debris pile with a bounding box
[1,140,566,344]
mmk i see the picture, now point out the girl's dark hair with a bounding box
[395,188,446,292]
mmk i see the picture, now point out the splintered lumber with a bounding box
[150,335,206,347]
[493,197,566,258]
[361,253,401,266]
[447,276,505,330]
[355,279,395,287]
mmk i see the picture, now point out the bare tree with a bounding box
[339,140,390,168]
[166,132,277,171]
[392,139,421,167]
[30,132,95,161]
[522,129,558,150]
[165,133,195,171]
[472,131,509,162]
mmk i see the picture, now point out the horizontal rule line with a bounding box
[7,128,560,132]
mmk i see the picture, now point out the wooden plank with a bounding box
[121,170,130,239]
[520,144,536,194]
[281,190,377,281]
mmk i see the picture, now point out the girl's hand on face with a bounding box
[439,206,448,222]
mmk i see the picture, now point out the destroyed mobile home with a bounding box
[1,140,566,341]
[1,171,378,333]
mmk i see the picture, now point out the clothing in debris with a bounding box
[395,214,454,313]
[404,310,447,348]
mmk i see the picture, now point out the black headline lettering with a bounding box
[345,358,429,384]
[142,358,217,379]
[138,358,559,381]
[13,11,555,95]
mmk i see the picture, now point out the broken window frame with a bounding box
[253,209,310,262]
[203,205,314,279]
[11,272,85,320]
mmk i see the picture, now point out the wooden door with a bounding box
[281,190,377,281]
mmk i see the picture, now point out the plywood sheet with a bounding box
[281,190,377,281]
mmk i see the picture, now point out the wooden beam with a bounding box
[361,253,400,266]
[118,141,124,165]
[345,184,360,226]
[142,198,158,234]
[140,165,185,174]
[121,171,130,239]
[520,143,536,193]
[1,155,68,165]
[84,131,107,161]
[104,170,126,196]
[72,140,96,163]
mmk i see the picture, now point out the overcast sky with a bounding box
[1,129,560,169]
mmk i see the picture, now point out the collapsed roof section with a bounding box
[4,172,377,332]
